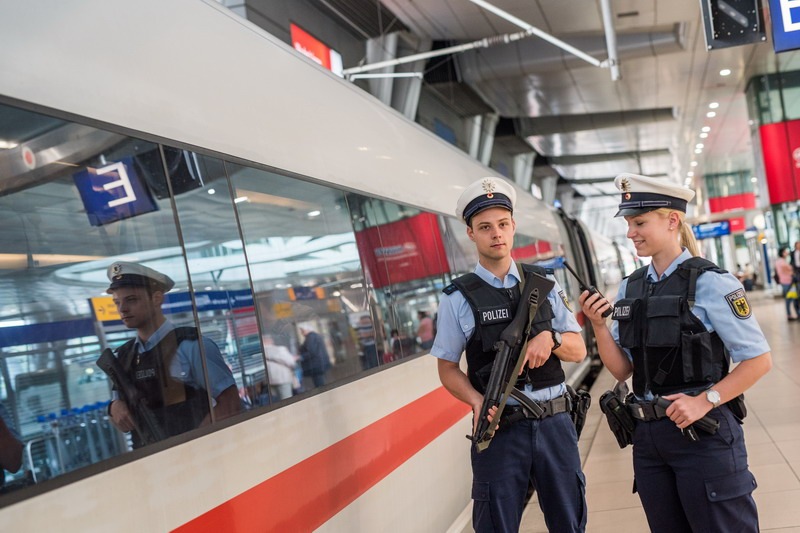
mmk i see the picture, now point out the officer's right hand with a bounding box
[579,290,611,327]
[109,400,135,433]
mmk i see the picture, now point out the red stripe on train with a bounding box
[173,386,469,532]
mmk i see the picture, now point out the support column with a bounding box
[364,32,431,120]
[478,113,499,166]
[512,152,535,191]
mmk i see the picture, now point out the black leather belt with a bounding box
[628,400,668,422]
[501,395,570,426]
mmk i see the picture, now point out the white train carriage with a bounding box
[0,1,625,530]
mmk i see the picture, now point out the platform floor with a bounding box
[520,290,800,533]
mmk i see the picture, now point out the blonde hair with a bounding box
[653,208,700,257]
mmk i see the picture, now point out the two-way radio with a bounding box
[562,261,612,318]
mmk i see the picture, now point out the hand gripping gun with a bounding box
[471,270,555,453]
[96,348,166,445]
[562,261,612,318]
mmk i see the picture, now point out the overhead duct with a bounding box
[547,148,671,166]
[515,107,676,136]
[456,23,685,83]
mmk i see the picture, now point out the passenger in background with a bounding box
[105,262,241,448]
[0,402,23,482]
[432,177,587,533]
[792,241,800,279]
[262,335,296,401]
[776,247,799,321]
[416,310,435,351]
[743,263,755,291]
[356,314,379,370]
[298,325,331,388]
[580,173,771,533]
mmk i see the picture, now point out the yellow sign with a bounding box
[90,296,121,322]
[272,302,294,319]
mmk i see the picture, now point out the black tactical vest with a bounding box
[445,264,564,394]
[116,327,210,448]
[612,257,729,397]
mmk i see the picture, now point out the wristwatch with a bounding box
[551,330,562,352]
[705,389,721,408]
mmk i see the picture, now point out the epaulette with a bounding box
[442,283,458,295]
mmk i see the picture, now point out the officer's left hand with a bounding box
[522,331,554,372]
[662,393,713,429]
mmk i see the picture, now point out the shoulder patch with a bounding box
[558,289,572,312]
[724,288,751,320]
[442,284,458,295]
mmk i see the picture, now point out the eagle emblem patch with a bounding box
[559,290,572,312]
[724,288,751,320]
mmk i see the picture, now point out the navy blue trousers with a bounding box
[632,406,758,533]
[471,412,586,533]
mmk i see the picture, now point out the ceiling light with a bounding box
[709,102,719,109]
[701,126,711,132]
[307,210,321,217]
[688,171,695,177]
[751,176,758,182]
[696,143,704,149]
[207,188,216,195]
[720,68,732,76]
[700,133,708,139]
[0,140,18,150]
[695,149,702,154]
[234,196,249,204]
[706,111,716,118]
[691,161,698,167]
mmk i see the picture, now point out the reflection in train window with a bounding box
[0,104,219,484]
[348,196,450,359]
[228,163,370,396]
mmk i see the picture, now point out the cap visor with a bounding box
[614,207,658,217]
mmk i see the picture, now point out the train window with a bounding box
[0,103,218,486]
[346,196,450,358]
[227,163,370,394]
[160,150,249,420]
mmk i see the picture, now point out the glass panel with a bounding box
[348,196,451,359]
[0,103,219,487]
[228,164,368,394]
[162,149,248,417]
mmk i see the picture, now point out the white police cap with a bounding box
[614,173,696,217]
[456,177,517,225]
[106,261,174,293]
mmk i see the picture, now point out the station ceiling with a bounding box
[378,0,800,230]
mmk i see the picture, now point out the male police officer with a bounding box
[432,177,588,532]
[106,262,240,447]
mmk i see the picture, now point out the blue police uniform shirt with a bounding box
[610,249,770,395]
[118,320,236,402]
[431,262,581,402]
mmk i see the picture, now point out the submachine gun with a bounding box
[96,348,166,445]
[471,270,554,453]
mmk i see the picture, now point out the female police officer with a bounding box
[579,173,772,533]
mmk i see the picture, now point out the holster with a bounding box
[599,389,636,448]
[566,385,591,439]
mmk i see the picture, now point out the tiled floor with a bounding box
[520,290,800,533]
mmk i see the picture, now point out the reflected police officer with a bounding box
[580,174,772,532]
[106,262,241,447]
[432,177,588,532]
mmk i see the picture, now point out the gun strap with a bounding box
[516,262,539,336]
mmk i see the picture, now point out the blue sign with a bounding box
[73,157,158,226]
[161,289,254,314]
[692,220,731,240]
[769,0,800,52]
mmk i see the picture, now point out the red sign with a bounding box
[708,192,756,213]
[759,120,800,204]
[729,217,746,233]
[354,213,450,289]
[290,23,343,76]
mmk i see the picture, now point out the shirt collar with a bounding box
[647,248,692,282]
[135,319,175,352]
[474,261,520,288]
